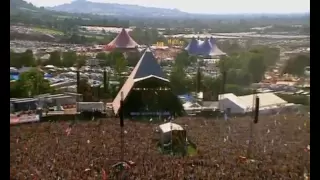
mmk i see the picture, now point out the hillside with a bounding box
[10,0,42,13]
[47,0,189,18]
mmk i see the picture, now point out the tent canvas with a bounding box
[105,28,139,51]
[185,37,200,55]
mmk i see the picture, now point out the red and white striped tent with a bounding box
[104,28,139,51]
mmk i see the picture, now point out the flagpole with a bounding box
[171,118,173,155]
[120,92,124,162]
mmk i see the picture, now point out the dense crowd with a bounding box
[10,114,310,179]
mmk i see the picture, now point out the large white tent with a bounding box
[218,92,294,114]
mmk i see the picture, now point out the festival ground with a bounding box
[10,114,309,179]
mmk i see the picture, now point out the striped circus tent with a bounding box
[104,28,139,51]
[185,37,226,57]
[184,37,200,55]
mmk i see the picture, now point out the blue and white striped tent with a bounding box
[184,37,200,55]
[185,37,226,57]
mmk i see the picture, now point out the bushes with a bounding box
[277,93,309,106]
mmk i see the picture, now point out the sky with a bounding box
[25,0,310,14]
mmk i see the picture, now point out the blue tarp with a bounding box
[178,94,195,102]
[10,75,19,80]
[44,73,53,78]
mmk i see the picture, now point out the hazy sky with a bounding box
[25,0,310,14]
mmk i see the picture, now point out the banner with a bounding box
[10,114,40,125]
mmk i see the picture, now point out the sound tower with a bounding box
[196,66,201,93]
[103,69,107,93]
[254,96,260,124]
[76,70,80,94]
[221,71,227,94]
[120,92,124,127]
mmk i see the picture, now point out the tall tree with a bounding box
[283,54,310,76]
[48,51,62,67]
[169,65,188,95]
[247,53,266,83]
[10,68,53,98]
[62,51,77,67]
[114,56,128,76]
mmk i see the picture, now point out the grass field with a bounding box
[32,27,64,35]
[84,35,105,39]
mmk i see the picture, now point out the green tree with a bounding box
[114,56,128,75]
[78,78,94,102]
[107,51,125,67]
[62,51,77,67]
[77,55,87,68]
[10,68,53,98]
[283,54,310,76]
[226,69,252,86]
[247,53,266,83]
[96,52,108,60]
[250,46,280,67]
[169,65,189,95]
[47,51,62,67]
[10,49,35,68]
[175,50,195,67]
[96,52,110,66]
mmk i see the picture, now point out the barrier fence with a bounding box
[10,114,40,125]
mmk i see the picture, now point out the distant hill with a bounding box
[10,0,44,13]
[47,0,190,18]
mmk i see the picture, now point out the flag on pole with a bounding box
[102,168,107,180]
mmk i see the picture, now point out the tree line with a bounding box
[10,45,309,102]
[168,45,309,101]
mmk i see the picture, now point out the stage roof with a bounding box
[112,48,168,114]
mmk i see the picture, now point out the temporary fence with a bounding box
[10,114,40,125]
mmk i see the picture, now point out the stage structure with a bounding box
[112,48,184,117]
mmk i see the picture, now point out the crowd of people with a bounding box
[10,114,310,179]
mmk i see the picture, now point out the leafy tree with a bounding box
[77,55,87,68]
[283,54,310,76]
[78,78,93,102]
[195,66,202,93]
[225,84,254,96]
[96,52,108,60]
[202,76,221,101]
[114,56,128,75]
[175,50,196,67]
[226,69,252,86]
[62,51,77,67]
[10,68,53,98]
[10,49,35,68]
[47,51,62,67]
[108,51,125,67]
[250,46,280,67]
[247,53,266,83]
[169,65,189,95]
[96,52,110,66]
